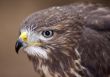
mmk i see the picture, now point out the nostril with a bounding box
[23,37,27,41]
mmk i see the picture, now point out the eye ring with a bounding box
[42,30,54,38]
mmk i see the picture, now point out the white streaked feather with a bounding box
[24,46,48,59]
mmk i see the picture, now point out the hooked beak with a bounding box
[15,32,27,54]
[15,32,43,54]
[15,39,23,54]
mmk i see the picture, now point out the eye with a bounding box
[42,30,54,38]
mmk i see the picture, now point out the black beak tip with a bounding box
[15,42,19,54]
[15,39,23,54]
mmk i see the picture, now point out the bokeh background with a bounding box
[0,0,110,77]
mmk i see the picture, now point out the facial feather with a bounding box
[24,46,48,59]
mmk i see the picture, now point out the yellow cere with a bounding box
[19,32,28,42]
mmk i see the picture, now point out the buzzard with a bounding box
[15,3,110,77]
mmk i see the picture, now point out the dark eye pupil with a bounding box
[42,30,53,38]
[45,31,50,36]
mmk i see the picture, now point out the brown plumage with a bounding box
[15,3,110,77]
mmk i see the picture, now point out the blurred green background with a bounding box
[0,0,110,77]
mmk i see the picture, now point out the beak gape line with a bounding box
[15,39,23,54]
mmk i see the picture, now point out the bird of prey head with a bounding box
[15,3,110,77]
